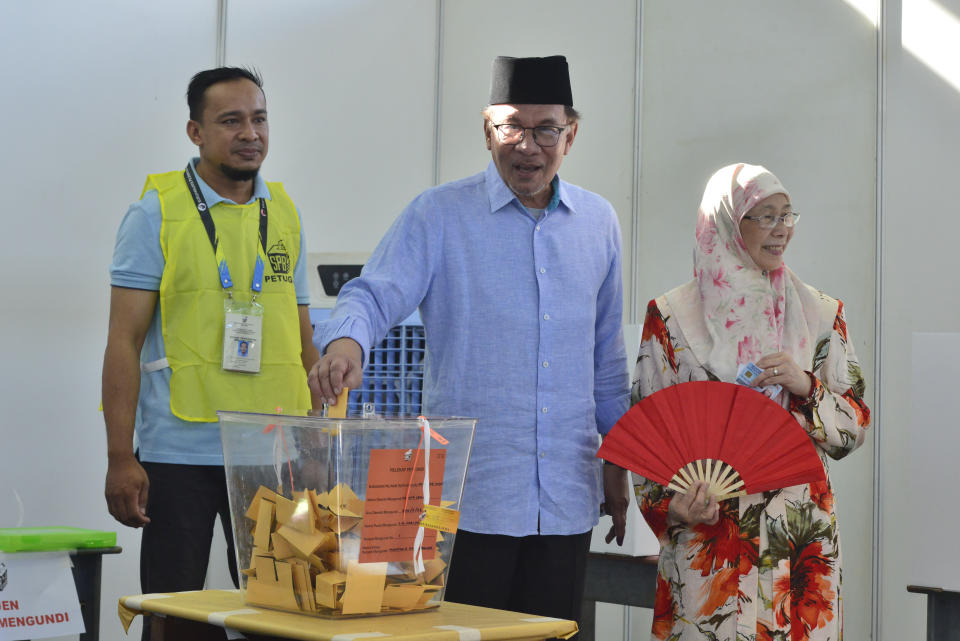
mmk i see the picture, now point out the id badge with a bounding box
[223,299,264,374]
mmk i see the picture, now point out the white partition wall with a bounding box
[226,0,441,254]
[879,0,960,637]
[0,3,218,640]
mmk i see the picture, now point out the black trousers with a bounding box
[445,529,591,635]
[139,462,239,640]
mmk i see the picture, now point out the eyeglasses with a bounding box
[741,211,800,229]
[491,123,569,147]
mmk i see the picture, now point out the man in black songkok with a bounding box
[310,55,630,630]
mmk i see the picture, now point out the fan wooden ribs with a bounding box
[666,458,746,500]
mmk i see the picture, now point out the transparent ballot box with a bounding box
[218,412,476,618]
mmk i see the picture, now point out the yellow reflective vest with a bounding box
[144,170,310,421]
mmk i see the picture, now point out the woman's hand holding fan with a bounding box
[666,480,719,527]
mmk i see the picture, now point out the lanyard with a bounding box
[184,163,268,297]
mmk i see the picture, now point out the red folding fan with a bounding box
[598,381,825,500]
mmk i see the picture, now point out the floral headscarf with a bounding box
[665,163,818,384]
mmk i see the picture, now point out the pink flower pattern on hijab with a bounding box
[681,163,812,383]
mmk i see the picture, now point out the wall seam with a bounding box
[216,0,227,66]
[432,0,444,186]
[630,0,644,325]
[871,0,886,639]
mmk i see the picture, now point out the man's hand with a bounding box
[601,462,629,545]
[102,286,156,528]
[308,338,364,405]
[105,454,150,528]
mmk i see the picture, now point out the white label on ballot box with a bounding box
[0,551,84,640]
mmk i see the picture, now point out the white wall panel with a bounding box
[880,0,960,637]
[438,0,639,313]
[226,0,439,254]
[0,2,219,640]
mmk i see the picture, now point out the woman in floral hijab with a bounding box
[631,163,870,640]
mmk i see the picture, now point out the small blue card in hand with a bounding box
[736,362,783,400]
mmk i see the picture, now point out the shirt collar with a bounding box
[189,157,271,206]
[485,161,573,215]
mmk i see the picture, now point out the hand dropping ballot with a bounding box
[736,363,782,400]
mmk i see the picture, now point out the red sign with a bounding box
[358,449,445,563]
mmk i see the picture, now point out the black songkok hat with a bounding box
[488,55,573,107]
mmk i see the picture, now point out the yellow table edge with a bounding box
[118,589,577,640]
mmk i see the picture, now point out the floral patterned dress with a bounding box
[633,292,870,641]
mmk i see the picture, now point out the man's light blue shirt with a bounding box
[109,158,310,465]
[321,162,629,536]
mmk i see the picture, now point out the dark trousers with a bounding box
[139,462,239,640]
[445,529,591,635]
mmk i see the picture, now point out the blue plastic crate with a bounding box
[311,310,424,416]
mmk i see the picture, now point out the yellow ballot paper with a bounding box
[275,493,316,535]
[326,387,350,419]
[423,558,447,585]
[275,525,331,559]
[382,584,426,610]
[314,570,347,610]
[340,561,387,615]
[245,557,300,611]
[270,532,297,560]
[253,500,275,549]
[245,486,281,520]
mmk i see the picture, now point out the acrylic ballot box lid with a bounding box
[218,411,476,619]
[0,527,117,552]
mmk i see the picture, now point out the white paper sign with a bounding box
[0,551,84,640]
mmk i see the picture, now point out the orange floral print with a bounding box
[642,299,678,372]
[652,573,677,640]
[773,542,836,641]
[640,491,671,541]
[833,301,848,339]
[689,505,740,576]
[791,542,836,640]
[698,566,739,617]
[809,482,833,513]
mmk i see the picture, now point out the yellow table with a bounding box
[119,589,577,641]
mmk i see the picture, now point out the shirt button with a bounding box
[539,267,546,274]
[536,225,542,231]
[541,407,548,413]
[543,313,550,320]
[542,361,549,368]
[540,452,546,459]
